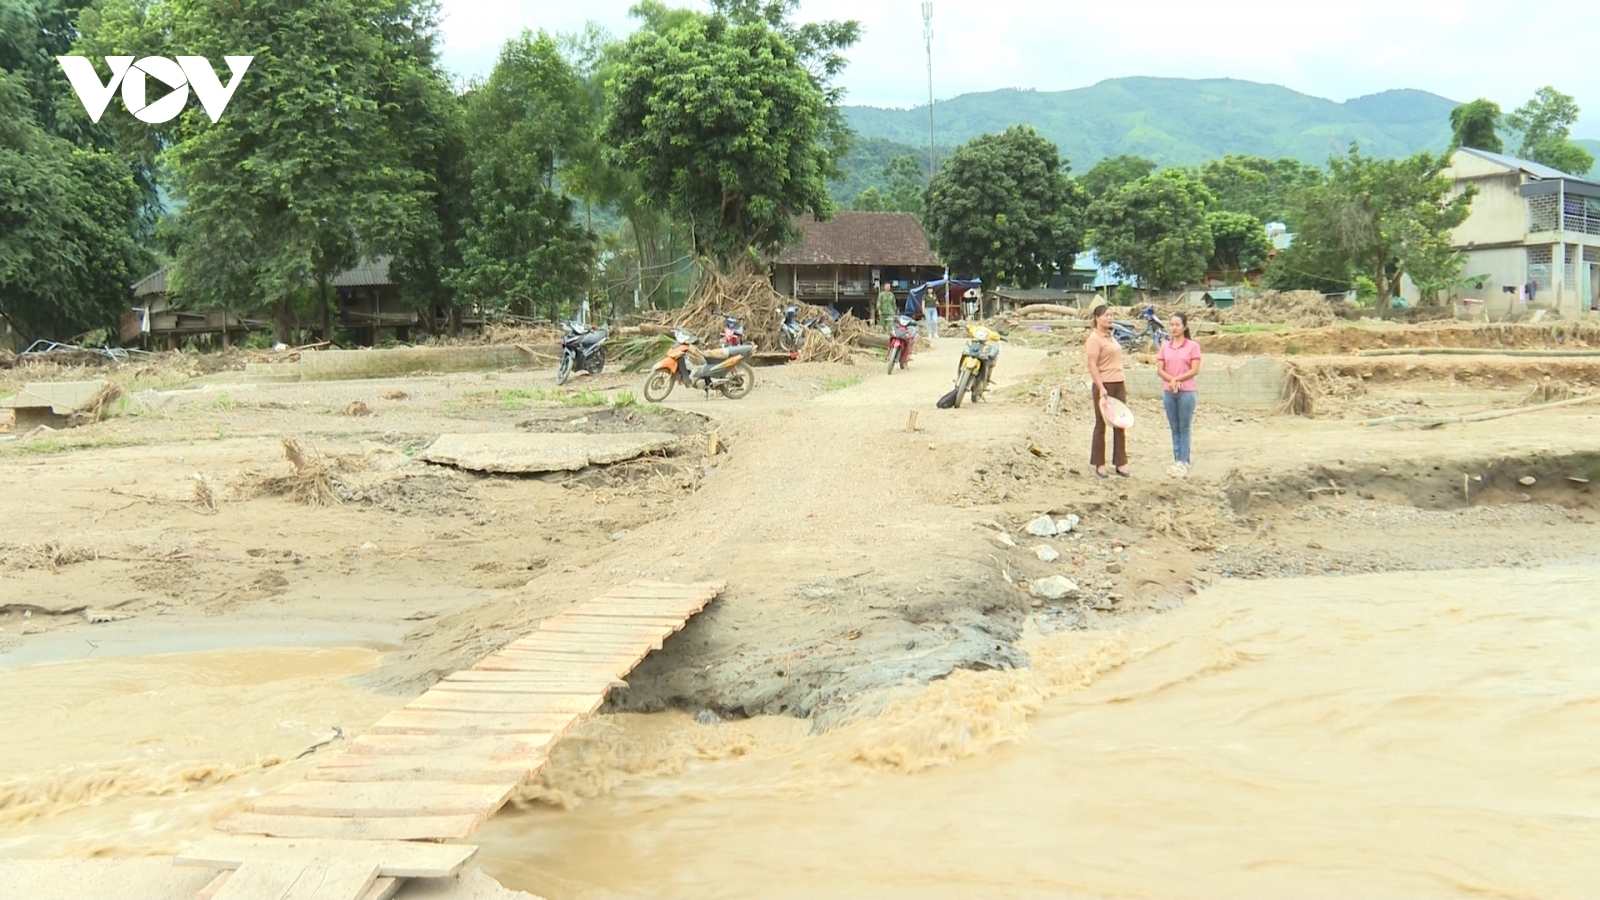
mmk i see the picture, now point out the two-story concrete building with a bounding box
[1427,148,1600,317]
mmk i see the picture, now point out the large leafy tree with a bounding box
[1079,154,1155,201]
[0,72,148,340]
[452,30,595,320]
[924,126,1085,288]
[605,1,857,266]
[1290,145,1474,312]
[1198,155,1320,228]
[1448,99,1503,154]
[84,0,448,341]
[0,3,150,340]
[1204,210,1270,276]
[1088,169,1213,291]
[1506,87,1595,176]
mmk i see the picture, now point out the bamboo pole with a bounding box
[1360,392,1600,427]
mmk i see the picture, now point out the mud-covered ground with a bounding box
[2,324,1599,857]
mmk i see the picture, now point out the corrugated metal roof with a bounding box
[1457,147,1597,185]
[330,256,394,287]
[774,213,940,267]
[131,266,171,296]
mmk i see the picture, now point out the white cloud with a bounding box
[436,0,1599,138]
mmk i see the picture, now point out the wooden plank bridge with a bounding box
[174,581,725,900]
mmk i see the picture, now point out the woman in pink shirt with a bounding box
[1156,312,1202,477]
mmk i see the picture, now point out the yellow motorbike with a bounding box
[951,323,1001,408]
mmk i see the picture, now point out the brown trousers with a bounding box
[1091,381,1128,468]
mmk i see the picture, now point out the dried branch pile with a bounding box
[656,270,869,363]
[247,438,361,506]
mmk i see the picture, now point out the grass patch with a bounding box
[1219,323,1289,334]
[822,374,863,392]
[563,389,608,407]
[209,392,235,412]
[1285,345,1305,356]
[610,391,639,408]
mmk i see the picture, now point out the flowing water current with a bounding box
[4,568,1598,899]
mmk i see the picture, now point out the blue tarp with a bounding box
[905,277,982,315]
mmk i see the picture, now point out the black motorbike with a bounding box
[557,321,609,385]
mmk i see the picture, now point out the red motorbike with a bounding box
[721,315,746,348]
[886,314,917,374]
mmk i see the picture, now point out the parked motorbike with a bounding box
[949,323,1001,408]
[886,314,917,374]
[556,321,609,385]
[720,315,747,348]
[1111,305,1168,353]
[777,305,805,353]
[641,328,757,402]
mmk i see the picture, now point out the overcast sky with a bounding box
[435,0,1599,139]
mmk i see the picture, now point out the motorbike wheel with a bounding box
[887,345,902,375]
[719,362,755,400]
[971,371,987,404]
[642,369,675,403]
[778,330,798,353]
[953,369,972,408]
[584,347,606,375]
[556,351,573,386]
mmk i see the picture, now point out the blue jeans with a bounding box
[1162,390,1197,464]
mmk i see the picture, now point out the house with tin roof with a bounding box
[1413,148,1600,316]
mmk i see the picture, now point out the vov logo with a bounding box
[56,56,253,124]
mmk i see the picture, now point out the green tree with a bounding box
[1290,145,1474,314]
[605,2,858,266]
[881,154,926,214]
[0,72,149,340]
[1448,99,1502,153]
[1079,154,1155,200]
[452,30,595,320]
[851,186,886,211]
[86,0,451,342]
[1198,155,1320,228]
[1506,87,1595,176]
[923,125,1086,288]
[1205,210,1270,276]
[1088,169,1213,291]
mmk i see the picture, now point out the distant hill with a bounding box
[843,78,1461,171]
[832,78,1600,204]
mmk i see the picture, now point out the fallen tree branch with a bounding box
[1361,392,1600,427]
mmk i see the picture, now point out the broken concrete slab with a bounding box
[422,432,678,474]
[0,381,116,429]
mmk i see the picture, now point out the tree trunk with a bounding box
[319,277,332,343]
[275,295,294,345]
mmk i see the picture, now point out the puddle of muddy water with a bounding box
[0,647,394,857]
[475,566,1600,900]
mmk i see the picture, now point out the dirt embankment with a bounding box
[1206,321,1600,356]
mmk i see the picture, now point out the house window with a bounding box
[1565,244,1579,289]
[1527,193,1560,233]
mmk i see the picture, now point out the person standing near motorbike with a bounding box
[1085,303,1129,478]
[877,282,897,331]
[1157,311,1202,477]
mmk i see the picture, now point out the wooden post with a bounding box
[906,410,918,432]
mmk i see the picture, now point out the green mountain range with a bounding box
[832,77,1600,203]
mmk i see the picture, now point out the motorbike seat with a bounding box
[706,343,753,359]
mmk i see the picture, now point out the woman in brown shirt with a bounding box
[1085,303,1129,477]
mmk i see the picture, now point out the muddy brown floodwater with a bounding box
[475,566,1600,900]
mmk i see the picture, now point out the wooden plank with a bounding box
[198,871,231,900]
[367,709,581,737]
[477,651,645,671]
[344,733,554,758]
[307,756,545,784]
[536,621,676,637]
[443,669,626,687]
[503,636,662,653]
[216,813,483,842]
[250,781,515,818]
[438,677,624,695]
[359,879,400,900]
[543,614,687,628]
[212,861,377,900]
[176,836,478,879]
[407,691,604,716]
